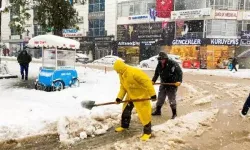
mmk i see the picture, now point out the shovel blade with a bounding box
[81,101,96,110]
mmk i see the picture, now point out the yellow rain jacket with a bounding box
[114,60,156,126]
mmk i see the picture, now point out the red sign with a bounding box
[156,0,173,18]
[214,10,238,19]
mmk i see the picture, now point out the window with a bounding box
[89,19,105,37]
[214,0,239,10]
[118,0,155,17]
[206,20,238,37]
[10,7,21,35]
[34,25,46,37]
[246,0,250,10]
[89,0,105,13]
[175,0,206,11]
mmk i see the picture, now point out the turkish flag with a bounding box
[156,0,173,18]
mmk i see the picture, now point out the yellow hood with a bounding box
[113,60,127,74]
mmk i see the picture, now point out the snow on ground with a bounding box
[184,69,250,79]
[0,61,124,143]
[98,109,219,150]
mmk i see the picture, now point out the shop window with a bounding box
[175,0,206,11]
[214,0,239,10]
[246,0,250,10]
[89,0,105,13]
[88,19,105,37]
[118,0,155,17]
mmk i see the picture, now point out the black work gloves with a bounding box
[151,95,157,101]
[116,98,122,104]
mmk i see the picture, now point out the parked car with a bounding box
[140,54,182,68]
[93,55,124,65]
[76,53,89,64]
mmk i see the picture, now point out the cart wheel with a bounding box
[71,78,80,88]
[53,80,64,91]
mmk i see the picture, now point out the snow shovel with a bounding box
[81,98,153,110]
[154,82,181,87]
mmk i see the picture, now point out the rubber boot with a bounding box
[115,127,126,132]
[21,75,24,80]
[140,134,151,141]
[25,76,28,80]
[152,106,162,116]
[171,108,177,119]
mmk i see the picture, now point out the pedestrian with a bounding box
[17,50,32,80]
[152,51,183,119]
[113,60,157,141]
[240,94,250,117]
[230,57,238,72]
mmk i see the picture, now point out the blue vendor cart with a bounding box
[27,35,80,91]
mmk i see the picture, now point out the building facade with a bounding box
[0,0,117,60]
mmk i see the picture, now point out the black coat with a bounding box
[152,59,183,85]
[17,51,32,65]
[232,58,238,66]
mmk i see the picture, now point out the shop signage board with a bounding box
[214,10,238,20]
[240,39,250,46]
[117,23,163,42]
[88,12,105,20]
[208,38,240,46]
[128,15,149,20]
[118,41,140,46]
[172,39,202,45]
[171,8,211,20]
[62,29,83,37]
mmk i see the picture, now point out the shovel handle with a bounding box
[94,98,152,107]
[154,82,178,86]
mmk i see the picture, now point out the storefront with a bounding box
[117,41,140,64]
[160,38,239,69]
[204,38,239,69]
[117,22,175,63]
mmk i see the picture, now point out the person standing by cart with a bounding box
[17,50,32,80]
[152,51,183,119]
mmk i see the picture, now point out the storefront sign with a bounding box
[208,38,239,45]
[214,10,238,20]
[171,8,211,20]
[62,29,83,37]
[118,41,140,46]
[128,15,149,20]
[88,12,105,20]
[172,39,202,45]
[240,39,250,46]
[243,12,250,20]
[117,23,163,42]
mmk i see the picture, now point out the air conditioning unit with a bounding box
[77,16,84,23]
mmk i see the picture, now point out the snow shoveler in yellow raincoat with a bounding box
[113,60,157,141]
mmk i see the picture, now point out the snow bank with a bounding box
[98,109,219,150]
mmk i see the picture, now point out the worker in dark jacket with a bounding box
[17,50,32,80]
[152,51,183,119]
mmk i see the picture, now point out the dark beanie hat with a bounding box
[158,51,168,60]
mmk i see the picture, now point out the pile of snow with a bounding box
[98,109,219,150]
[0,61,124,143]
